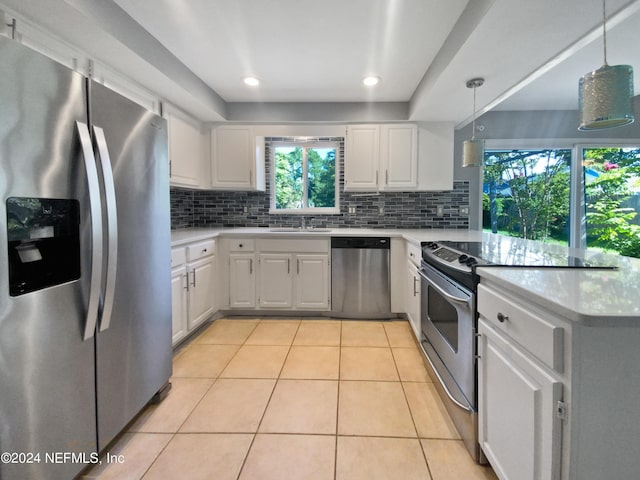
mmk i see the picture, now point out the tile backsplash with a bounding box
[171,138,469,230]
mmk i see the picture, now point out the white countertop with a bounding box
[171,227,640,325]
[476,263,640,326]
[170,227,484,246]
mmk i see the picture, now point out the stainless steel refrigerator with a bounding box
[0,37,172,479]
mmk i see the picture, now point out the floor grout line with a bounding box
[334,320,343,480]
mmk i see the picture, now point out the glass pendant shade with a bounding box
[462,138,484,168]
[579,64,634,130]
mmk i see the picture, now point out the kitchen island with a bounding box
[475,263,640,480]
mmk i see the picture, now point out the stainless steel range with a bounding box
[418,238,615,463]
[419,241,487,463]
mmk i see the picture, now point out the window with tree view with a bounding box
[272,141,339,213]
[583,147,640,257]
[483,146,640,258]
[483,149,571,243]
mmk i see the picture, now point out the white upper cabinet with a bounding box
[345,124,418,191]
[210,125,265,191]
[345,125,380,190]
[167,111,208,188]
[380,124,418,190]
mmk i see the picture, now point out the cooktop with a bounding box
[422,239,616,272]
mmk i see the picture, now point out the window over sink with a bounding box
[270,138,340,214]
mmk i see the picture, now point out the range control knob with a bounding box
[465,257,478,267]
[429,242,439,250]
[458,254,468,263]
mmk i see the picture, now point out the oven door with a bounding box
[419,262,475,408]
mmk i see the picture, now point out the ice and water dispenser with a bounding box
[7,197,81,296]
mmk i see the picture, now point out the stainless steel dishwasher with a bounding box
[331,237,391,318]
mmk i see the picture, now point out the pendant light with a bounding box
[462,78,485,168]
[578,0,634,130]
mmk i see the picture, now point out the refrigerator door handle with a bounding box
[92,125,118,332]
[76,121,103,341]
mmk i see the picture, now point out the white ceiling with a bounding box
[111,0,467,103]
[1,0,639,125]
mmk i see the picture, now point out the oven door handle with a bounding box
[418,268,470,305]
[421,342,474,413]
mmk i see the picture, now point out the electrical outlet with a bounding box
[243,206,248,214]
[379,206,384,215]
[436,205,444,216]
[460,206,469,216]
[348,206,356,214]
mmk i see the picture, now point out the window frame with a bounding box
[483,139,640,250]
[269,139,340,215]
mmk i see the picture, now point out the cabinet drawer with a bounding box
[257,238,329,253]
[477,283,563,372]
[186,239,215,261]
[171,247,186,267]
[407,241,421,267]
[228,239,255,252]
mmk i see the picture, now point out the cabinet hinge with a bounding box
[556,401,568,421]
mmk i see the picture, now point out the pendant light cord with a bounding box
[471,85,477,141]
[602,0,608,65]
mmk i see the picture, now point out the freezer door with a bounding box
[89,81,172,450]
[0,38,98,480]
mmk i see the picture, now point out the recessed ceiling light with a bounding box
[243,76,260,87]
[362,76,380,86]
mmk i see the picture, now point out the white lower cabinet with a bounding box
[225,238,330,311]
[170,239,216,345]
[187,256,216,330]
[295,254,330,309]
[478,318,563,480]
[257,252,330,310]
[229,253,256,308]
[477,277,640,480]
[258,253,293,308]
[170,264,188,344]
[406,259,421,339]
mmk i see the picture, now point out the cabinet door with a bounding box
[405,261,421,339]
[187,256,216,330]
[478,319,563,480]
[229,253,256,308]
[258,253,293,308]
[211,126,265,190]
[380,124,417,190]
[295,254,330,310]
[345,125,380,191]
[171,265,188,345]
[168,113,203,188]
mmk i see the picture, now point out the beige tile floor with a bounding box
[82,318,497,480]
